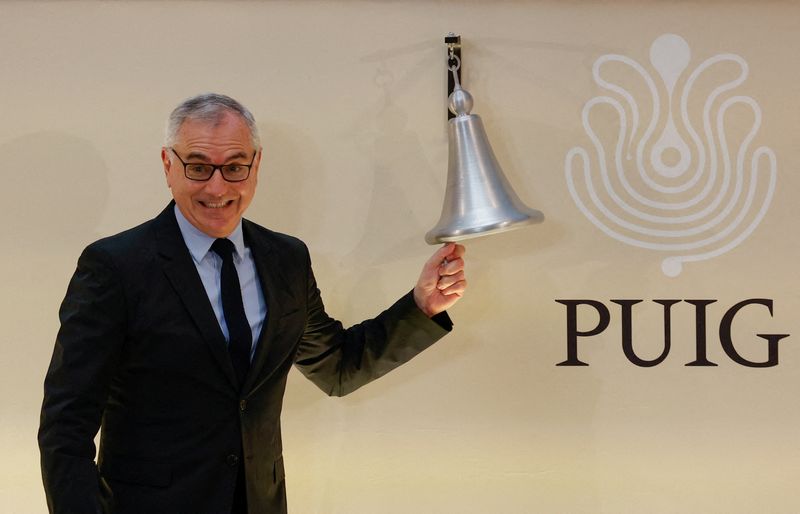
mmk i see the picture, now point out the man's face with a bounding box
[162,112,261,238]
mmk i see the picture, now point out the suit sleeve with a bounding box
[293,246,453,397]
[38,244,126,513]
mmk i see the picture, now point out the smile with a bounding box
[200,200,233,209]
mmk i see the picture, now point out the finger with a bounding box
[439,280,467,296]
[426,243,455,270]
[434,242,464,264]
[437,271,465,289]
[439,244,465,270]
[440,257,465,275]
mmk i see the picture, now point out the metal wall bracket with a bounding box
[446,33,461,120]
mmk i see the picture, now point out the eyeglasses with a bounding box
[169,148,257,182]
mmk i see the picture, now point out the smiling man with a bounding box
[38,93,466,514]
[163,109,260,238]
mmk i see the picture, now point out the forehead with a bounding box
[175,112,254,154]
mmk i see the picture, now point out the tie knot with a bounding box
[211,238,236,261]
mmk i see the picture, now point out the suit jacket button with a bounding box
[239,399,247,412]
[227,454,239,467]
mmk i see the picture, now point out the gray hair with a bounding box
[164,93,261,148]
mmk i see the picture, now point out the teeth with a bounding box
[203,201,229,209]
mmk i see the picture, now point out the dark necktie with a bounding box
[211,238,252,387]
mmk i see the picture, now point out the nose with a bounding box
[203,167,228,195]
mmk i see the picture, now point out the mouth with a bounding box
[199,200,234,209]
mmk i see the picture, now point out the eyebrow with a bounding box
[184,150,250,162]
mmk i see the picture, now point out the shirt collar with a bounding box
[173,204,245,264]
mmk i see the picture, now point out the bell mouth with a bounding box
[425,208,544,244]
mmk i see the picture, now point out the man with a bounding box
[39,93,466,514]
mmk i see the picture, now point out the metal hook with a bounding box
[448,54,462,90]
[445,33,462,120]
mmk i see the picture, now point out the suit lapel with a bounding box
[241,220,299,393]
[154,204,239,391]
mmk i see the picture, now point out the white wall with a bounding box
[2,1,799,512]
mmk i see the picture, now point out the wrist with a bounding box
[412,288,434,317]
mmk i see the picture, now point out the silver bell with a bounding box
[425,80,544,244]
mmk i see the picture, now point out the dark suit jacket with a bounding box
[39,203,452,514]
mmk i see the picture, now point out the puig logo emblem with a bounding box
[565,34,776,277]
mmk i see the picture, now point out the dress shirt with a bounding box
[174,205,267,359]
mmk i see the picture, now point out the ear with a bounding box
[251,147,263,178]
[161,147,173,187]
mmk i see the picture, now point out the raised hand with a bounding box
[413,243,467,317]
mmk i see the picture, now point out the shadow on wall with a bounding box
[340,92,564,317]
[1,131,109,253]
[246,122,330,246]
[267,52,568,411]
[0,132,110,471]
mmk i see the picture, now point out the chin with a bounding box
[206,225,236,238]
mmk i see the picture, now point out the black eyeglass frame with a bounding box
[169,147,257,182]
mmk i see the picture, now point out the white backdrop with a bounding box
[2,1,799,512]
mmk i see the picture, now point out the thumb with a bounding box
[424,243,455,271]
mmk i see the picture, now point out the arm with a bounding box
[294,244,466,396]
[38,244,126,513]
